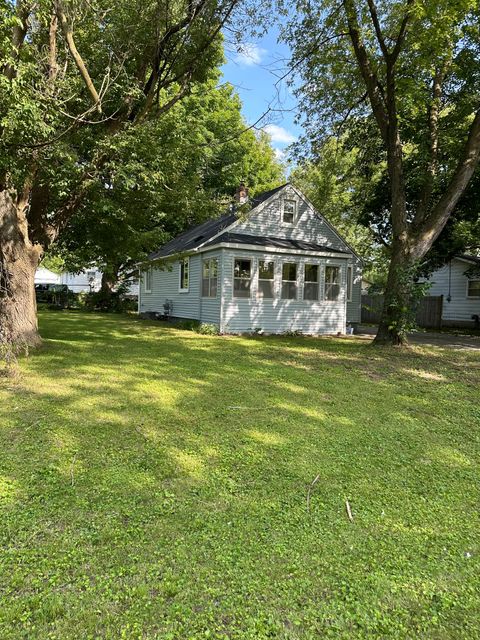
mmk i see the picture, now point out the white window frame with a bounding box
[281,262,298,300]
[347,265,353,302]
[282,199,297,225]
[466,277,480,298]
[144,267,152,293]
[303,263,320,301]
[257,259,275,298]
[324,265,341,302]
[179,257,189,293]
[202,258,218,298]
[233,258,252,298]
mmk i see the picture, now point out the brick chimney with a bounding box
[235,183,249,204]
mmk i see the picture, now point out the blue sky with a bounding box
[221,25,302,165]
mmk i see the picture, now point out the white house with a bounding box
[35,267,60,285]
[424,255,480,327]
[139,183,362,334]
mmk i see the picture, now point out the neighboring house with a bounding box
[35,267,60,285]
[139,183,362,334]
[60,268,102,293]
[423,255,480,327]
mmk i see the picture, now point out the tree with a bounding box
[53,79,284,298]
[0,0,240,346]
[285,0,480,344]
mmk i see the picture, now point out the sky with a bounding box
[220,25,303,166]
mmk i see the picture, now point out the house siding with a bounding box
[426,259,480,323]
[139,252,222,326]
[221,249,348,334]
[139,255,201,320]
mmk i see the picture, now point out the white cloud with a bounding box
[274,148,287,162]
[263,124,296,145]
[234,43,267,66]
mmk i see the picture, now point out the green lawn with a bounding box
[1,311,479,639]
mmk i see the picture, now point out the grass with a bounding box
[0,310,479,639]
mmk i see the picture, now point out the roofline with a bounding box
[198,242,351,259]
[454,255,480,265]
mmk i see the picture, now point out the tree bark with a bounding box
[0,189,42,347]
[374,238,413,345]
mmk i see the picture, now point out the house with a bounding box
[423,255,480,327]
[60,268,102,293]
[139,183,362,334]
[35,267,60,286]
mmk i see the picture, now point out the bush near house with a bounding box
[0,311,479,639]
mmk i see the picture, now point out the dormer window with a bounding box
[282,199,296,224]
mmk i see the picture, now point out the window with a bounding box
[258,260,275,298]
[324,266,340,301]
[347,265,353,302]
[467,278,480,298]
[282,263,297,299]
[144,267,152,293]
[179,258,189,292]
[234,259,252,297]
[303,264,319,301]
[282,199,296,224]
[202,258,218,297]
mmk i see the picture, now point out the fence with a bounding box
[361,294,443,328]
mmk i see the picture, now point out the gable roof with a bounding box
[456,254,480,265]
[148,183,359,261]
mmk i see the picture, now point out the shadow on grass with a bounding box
[0,310,478,639]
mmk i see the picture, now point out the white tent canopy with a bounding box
[35,268,60,285]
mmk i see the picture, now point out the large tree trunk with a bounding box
[374,238,413,346]
[0,189,42,347]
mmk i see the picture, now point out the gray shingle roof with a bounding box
[148,184,290,260]
[203,232,349,254]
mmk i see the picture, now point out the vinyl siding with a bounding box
[221,249,348,334]
[139,252,221,326]
[346,257,362,324]
[139,256,201,320]
[426,259,480,322]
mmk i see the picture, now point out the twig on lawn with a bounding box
[345,498,354,522]
[306,474,320,511]
[70,452,77,486]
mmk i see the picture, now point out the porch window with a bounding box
[179,257,189,292]
[347,265,353,302]
[282,199,296,224]
[282,263,297,299]
[324,266,340,301]
[303,264,319,301]
[467,278,480,298]
[258,260,275,298]
[202,258,218,297]
[144,267,152,293]
[234,258,252,297]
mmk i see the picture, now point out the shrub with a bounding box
[174,319,201,331]
[196,323,220,335]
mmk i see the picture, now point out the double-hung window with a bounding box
[303,264,319,301]
[144,267,152,293]
[324,266,340,301]
[467,278,480,298]
[258,260,275,298]
[202,258,218,297]
[282,199,296,224]
[179,257,189,292]
[282,263,297,299]
[347,265,353,302]
[234,259,252,297]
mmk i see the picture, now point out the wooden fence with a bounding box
[361,295,443,328]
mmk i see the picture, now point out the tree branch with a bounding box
[412,107,480,257]
[57,1,102,112]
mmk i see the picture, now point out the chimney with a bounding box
[235,183,249,205]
